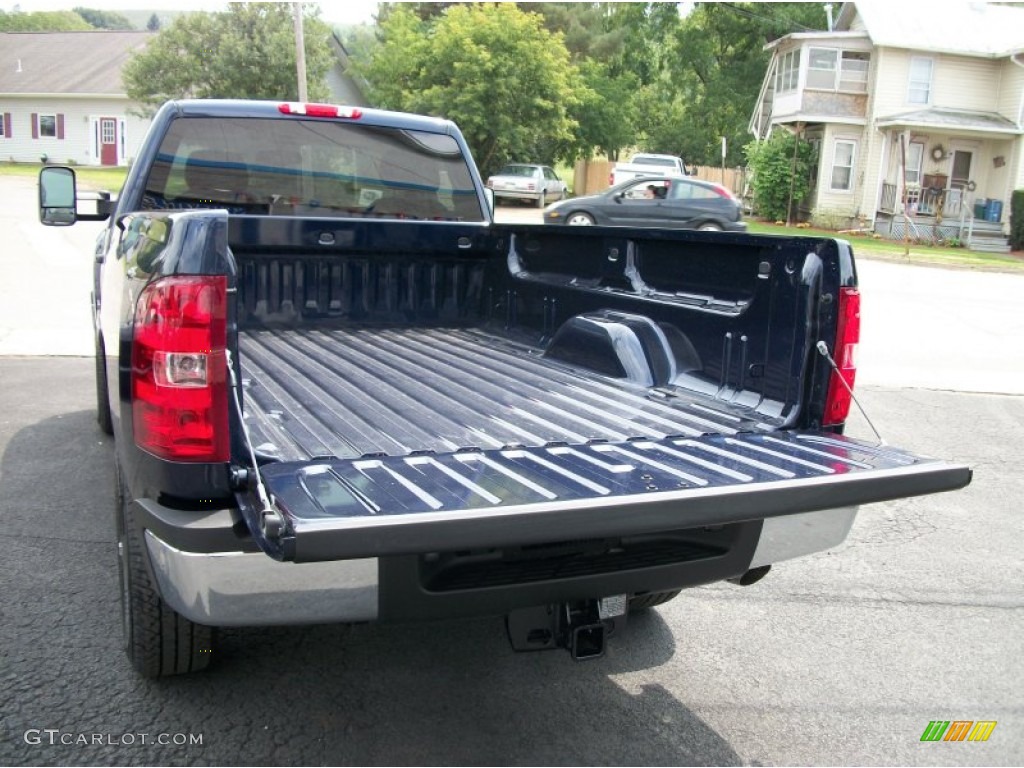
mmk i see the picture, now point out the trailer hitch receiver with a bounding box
[506,596,627,661]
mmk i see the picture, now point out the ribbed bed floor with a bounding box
[238,326,767,462]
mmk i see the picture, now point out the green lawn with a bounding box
[747,220,1024,272]
[1,162,127,191]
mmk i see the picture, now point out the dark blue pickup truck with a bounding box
[39,99,970,677]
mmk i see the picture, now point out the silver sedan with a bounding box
[486,164,567,208]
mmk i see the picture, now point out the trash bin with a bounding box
[973,199,988,219]
[985,199,1003,223]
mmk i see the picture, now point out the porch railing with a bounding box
[880,182,897,213]
[882,184,964,218]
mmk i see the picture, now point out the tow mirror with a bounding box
[39,166,114,226]
[39,166,77,226]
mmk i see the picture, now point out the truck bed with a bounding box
[239,324,771,462]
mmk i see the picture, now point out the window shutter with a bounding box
[3,113,10,138]
[31,113,38,139]
[56,113,65,140]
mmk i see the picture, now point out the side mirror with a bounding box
[39,166,77,226]
[39,166,114,226]
[483,187,495,215]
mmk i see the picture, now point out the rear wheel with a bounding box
[629,590,682,611]
[95,338,113,436]
[115,464,214,677]
[566,211,595,226]
[697,223,723,232]
[536,190,547,209]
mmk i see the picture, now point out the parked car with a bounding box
[486,163,567,208]
[544,175,747,231]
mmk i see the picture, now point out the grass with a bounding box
[1,161,127,191]
[747,220,1024,273]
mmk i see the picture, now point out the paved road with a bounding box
[1,178,1022,765]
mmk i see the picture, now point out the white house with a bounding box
[749,1,1024,250]
[0,31,153,166]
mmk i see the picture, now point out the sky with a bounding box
[5,0,383,26]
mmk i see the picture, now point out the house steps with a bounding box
[874,214,1011,254]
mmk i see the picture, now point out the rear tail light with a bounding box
[823,287,861,426]
[132,276,229,462]
[278,102,362,119]
[608,172,614,186]
[710,183,738,201]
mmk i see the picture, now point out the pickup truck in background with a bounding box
[39,99,971,678]
[609,153,690,186]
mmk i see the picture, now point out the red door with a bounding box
[100,118,117,166]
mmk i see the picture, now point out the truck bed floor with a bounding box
[239,326,769,461]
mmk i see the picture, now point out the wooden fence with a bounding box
[572,159,748,197]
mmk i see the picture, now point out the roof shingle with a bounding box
[0,31,153,95]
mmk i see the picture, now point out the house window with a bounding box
[838,52,869,92]
[807,48,869,92]
[830,140,856,192]
[807,48,838,89]
[0,113,5,137]
[38,114,57,138]
[905,142,924,186]
[908,57,933,105]
[775,49,801,93]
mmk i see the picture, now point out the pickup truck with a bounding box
[39,99,971,678]
[609,153,689,186]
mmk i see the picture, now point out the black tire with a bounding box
[115,464,214,677]
[536,190,546,209]
[95,338,113,436]
[629,589,682,611]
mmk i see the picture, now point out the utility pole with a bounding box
[293,2,308,102]
[721,136,726,186]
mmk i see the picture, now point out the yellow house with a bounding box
[749,1,1024,251]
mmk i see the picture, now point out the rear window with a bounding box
[496,165,538,177]
[141,116,485,221]
[632,156,678,168]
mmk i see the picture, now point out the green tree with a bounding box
[146,13,161,32]
[0,9,93,31]
[73,7,134,30]
[352,4,585,176]
[638,2,826,165]
[122,3,334,115]
[744,129,815,221]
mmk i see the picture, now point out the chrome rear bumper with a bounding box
[145,530,378,626]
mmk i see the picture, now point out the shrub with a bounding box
[743,131,815,222]
[1010,189,1024,251]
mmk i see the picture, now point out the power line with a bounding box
[717,2,821,34]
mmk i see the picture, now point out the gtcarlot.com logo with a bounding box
[24,729,203,747]
[920,721,997,742]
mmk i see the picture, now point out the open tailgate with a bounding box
[237,431,970,562]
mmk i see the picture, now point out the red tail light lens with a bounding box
[132,276,229,462]
[823,287,861,426]
[711,183,737,201]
